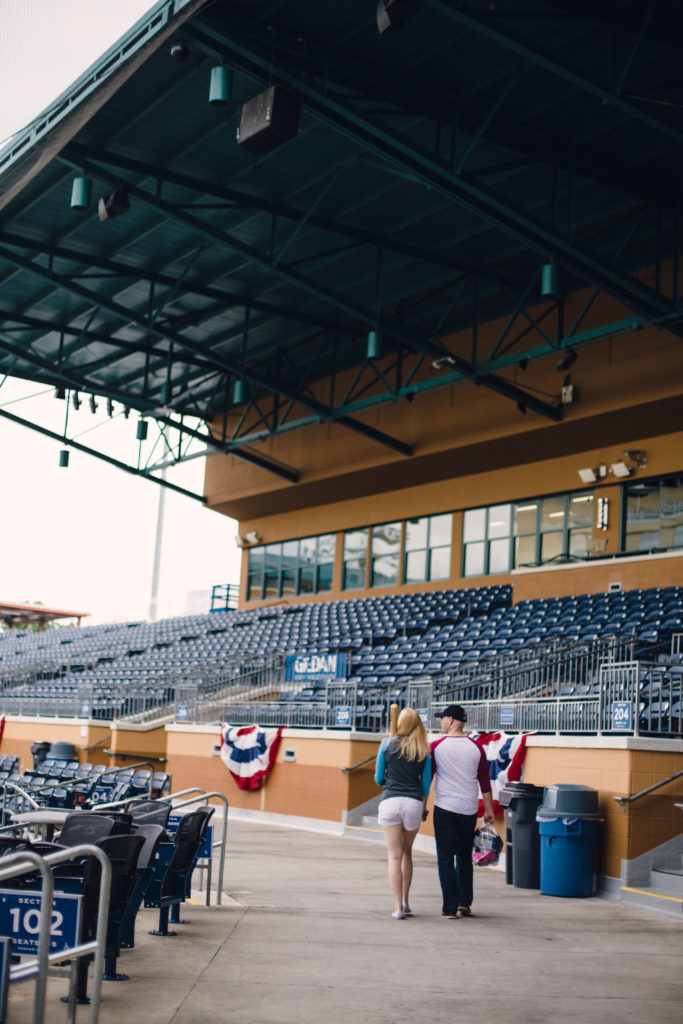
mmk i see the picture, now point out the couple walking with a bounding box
[374,703,495,919]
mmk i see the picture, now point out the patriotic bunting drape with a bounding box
[219,724,284,791]
[471,731,534,816]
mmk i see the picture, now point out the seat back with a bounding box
[133,824,167,869]
[58,812,120,846]
[96,833,145,913]
[165,807,214,879]
[126,798,172,827]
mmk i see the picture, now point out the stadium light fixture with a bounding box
[541,262,559,297]
[578,467,597,484]
[610,461,632,478]
[366,329,381,360]
[70,176,91,210]
[209,65,232,106]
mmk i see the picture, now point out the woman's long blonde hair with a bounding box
[392,707,429,762]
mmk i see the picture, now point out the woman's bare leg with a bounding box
[383,824,406,910]
[401,827,420,906]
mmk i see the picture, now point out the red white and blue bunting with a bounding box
[219,724,284,791]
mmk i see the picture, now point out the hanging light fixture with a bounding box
[366,329,381,360]
[209,65,232,106]
[541,262,559,298]
[233,378,246,404]
[88,395,98,414]
[58,450,70,468]
[136,419,148,441]
[70,176,91,210]
[72,391,81,411]
[54,386,66,400]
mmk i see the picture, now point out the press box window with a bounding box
[343,528,369,590]
[624,474,683,553]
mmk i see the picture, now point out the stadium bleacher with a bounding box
[1,582,681,735]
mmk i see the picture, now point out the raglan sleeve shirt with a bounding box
[430,735,491,815]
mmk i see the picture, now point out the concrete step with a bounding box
[342,821,383,842]
[620,885,683,918]
[650,867,683,897]
[361,815,380,828]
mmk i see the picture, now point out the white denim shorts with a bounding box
[377,796,423,830]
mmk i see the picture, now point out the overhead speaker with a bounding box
[237,85,301,155]
[98,186,130,222]
[376,0,420,34]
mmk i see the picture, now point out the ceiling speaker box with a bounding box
[98,186,130,222]
[237,85,301,155]
[377,0,420,34]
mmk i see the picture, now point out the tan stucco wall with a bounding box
[524,739,683,880]
[2,720,680,883]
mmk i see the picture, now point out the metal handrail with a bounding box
[0,843,111,1024]
[1,781,41,823]
[339,753,378,774]
[613,768,683,812]
[79,734,112,752]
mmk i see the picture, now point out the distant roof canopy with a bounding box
[0,602,89,629]
[1,0,682,488]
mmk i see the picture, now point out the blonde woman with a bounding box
[374,707,432,919]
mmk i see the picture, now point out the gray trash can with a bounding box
[499,781,544,888]
[536,784,603,897]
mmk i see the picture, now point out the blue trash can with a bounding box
[536,784,602,898]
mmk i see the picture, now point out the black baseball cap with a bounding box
[438,703,467,722]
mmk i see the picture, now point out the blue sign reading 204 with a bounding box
[611,701,632,731]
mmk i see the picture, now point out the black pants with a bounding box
[433,805,477,913]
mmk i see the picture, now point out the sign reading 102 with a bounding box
[0,891,82,955]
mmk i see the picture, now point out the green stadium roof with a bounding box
[1,0,682,490]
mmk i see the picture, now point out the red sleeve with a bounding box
[430,736,446,774]
[476,745,492,793]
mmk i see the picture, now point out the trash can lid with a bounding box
[498,781,544,806]
[537,783,602,820]
[49,741,78,760]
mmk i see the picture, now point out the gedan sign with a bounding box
[285,652,347,683]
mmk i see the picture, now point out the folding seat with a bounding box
[145,806,215,935]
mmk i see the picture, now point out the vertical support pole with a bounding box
[674,193,680,302]
[567,149,575,242]
[655,200,663,295]
[149,468,167,622]
[472,274,480,367]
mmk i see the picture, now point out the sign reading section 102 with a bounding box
[0,890,82,955]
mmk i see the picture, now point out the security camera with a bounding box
[169,40,190,61]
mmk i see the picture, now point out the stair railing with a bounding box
[613,768,683,812]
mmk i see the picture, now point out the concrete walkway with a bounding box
[9,819,683,1024]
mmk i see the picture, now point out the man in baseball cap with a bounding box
[430,702,495,917]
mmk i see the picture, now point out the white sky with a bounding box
[0,1,242,625]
